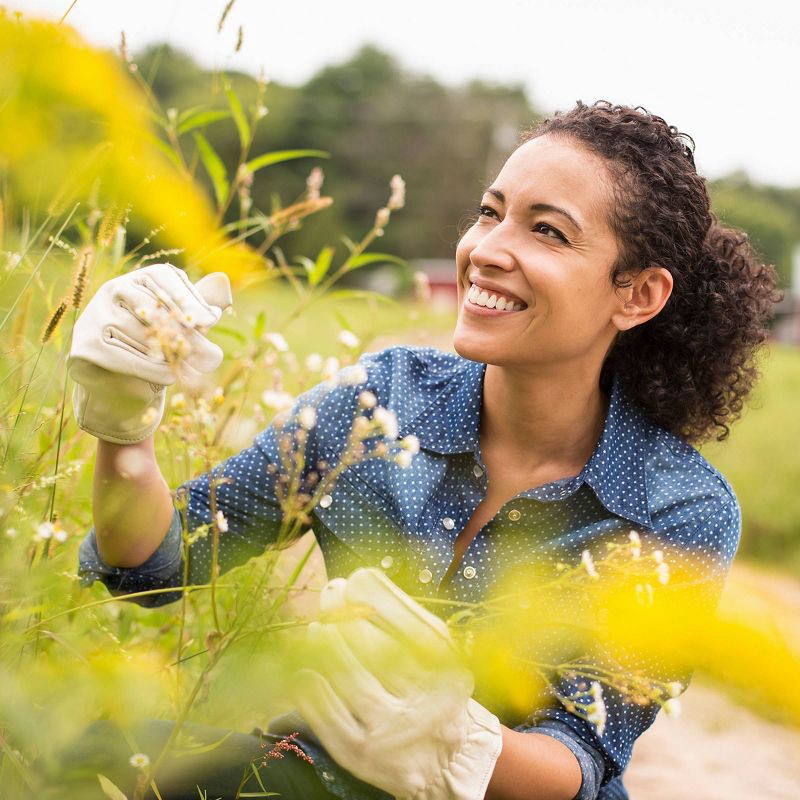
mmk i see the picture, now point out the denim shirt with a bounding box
[79,345,741,800]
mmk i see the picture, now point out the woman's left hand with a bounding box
[291,567,503,800]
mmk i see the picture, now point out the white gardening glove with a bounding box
[68,263,232,444]
[292,568,503,800]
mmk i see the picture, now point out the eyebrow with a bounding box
[484,187,584,233]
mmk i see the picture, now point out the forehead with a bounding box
[492,135,614,229]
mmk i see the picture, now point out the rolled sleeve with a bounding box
[78,505,185,607]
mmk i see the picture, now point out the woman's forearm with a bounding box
[486,726,583,800]
[92,436,175,568]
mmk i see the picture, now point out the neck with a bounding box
[480,361,610,474]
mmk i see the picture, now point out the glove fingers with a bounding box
[306,622,395,724]
[194,271,232,312]
[345,568,456,661]
[291,668,361,755]
[319,577,348,612]
[137,266,220,327]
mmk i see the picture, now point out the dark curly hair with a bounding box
[518,100,782,443]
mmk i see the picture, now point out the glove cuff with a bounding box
[71,378,166,444]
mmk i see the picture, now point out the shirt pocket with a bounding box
[312,469,411,583]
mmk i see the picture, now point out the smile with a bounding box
[466,282,526,312]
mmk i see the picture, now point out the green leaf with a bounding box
[308,245,335,287]
[178,109,231,136]
[97,774,128,800]
[246,149,329,174]
[210,325,247,344]
[147,134,184,172]
[223,78,250,148]
[254,310,266,340]
[324,289,399,307]
[193,132,229,208]
[345,252,407,271]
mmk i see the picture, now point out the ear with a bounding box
[611,267,673,332]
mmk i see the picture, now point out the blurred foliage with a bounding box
[133,42,539,266]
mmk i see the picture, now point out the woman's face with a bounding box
[453,134,625,373]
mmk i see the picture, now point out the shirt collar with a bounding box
[399,357,653,529]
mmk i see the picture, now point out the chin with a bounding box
[452,323,503,365]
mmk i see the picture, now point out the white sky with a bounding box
[14,0,800,187]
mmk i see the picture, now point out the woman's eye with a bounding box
[533,222,567,242]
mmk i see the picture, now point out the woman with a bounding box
[70,100,779,799]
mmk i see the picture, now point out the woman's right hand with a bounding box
[68,263,232,444]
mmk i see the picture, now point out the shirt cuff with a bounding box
[78,506,184,604]
[515,719,605,800]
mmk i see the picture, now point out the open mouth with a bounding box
[465,282,527,312]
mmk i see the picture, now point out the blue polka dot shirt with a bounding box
[79,345,741,800]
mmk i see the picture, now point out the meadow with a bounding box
[1,10,798,799]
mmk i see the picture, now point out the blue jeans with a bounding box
[47,719,338,800]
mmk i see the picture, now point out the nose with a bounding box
[466,220,516,273]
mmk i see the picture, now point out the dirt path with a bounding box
[625,562,800,799]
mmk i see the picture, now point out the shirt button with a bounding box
[442,517,455,530]
[319,494,333,509]
[418,568,433,584]
[473,464,484,478]
[507,509,522,522]
[380,555,394,570]
[462,565,477,579]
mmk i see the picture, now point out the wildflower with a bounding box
[171,393,186,410]
[298,406,317,430]
[261,390,294,411]
[401,434,420,454]
[54,526,68,543]
[264,332,289,352]
[338,364,368,385]
[71,247,93,309]
[214,510,229,533]
[358,390,377,409]
[395,450,413,468]
[413,270,431,303]
[41,300,67,343]
[374,207,390,232]
[338,329,360,349]
[388,174,406,211]
[581,549,599,579]
[587,681,607,736]
[322,357,340,381]
[6,252,22,270]
[255,104,268,120]
[628,530,641,559]
[662,698,681,717]
[128,752,150,769]
[666,681,683,698]
[5,527,18,539]
[635,583,654,605]
[373,407,398,440]
[235,24,244,52]
[653,549,664,564]
[656,561,670,585]
[262,732,313,765]
[305,352,324,372]
[212,387,225,407]
[141,407,159,426]
[36,522,55,541]
[306,167,325,201]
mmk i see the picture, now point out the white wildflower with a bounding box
[388,174,406,211]
[656,561,670,585]
[628,530,641,559]
[338,329,360,349]
[212,386,225,407]
[653,549,664,564]
[662,698,681,717]
[306,167,325,200]
[358,390,377,409]
[338,364,368,386]
[322,357,340,381]
[5,527,18,539]
[214,510,228,533]
[587,681,607,736]
[129,752,150,769]
[305,352,324,372]
[666,681,683,698]
[298,406,317,430]
[140,407,159,426]
[264,332,289,352]
[395,450,413,468]
[261,390,294,411]
[374,207,390,231]
[36,522,54,541]
[581,549,599,579]
[170,392,187,410]
[54,527,68,543]
[402,434,420,454]
[373,407,398,440]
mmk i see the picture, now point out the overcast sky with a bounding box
[14,0,800,187]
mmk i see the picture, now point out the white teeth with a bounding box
[466,283,523,312]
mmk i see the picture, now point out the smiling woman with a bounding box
[69,100,781,800]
